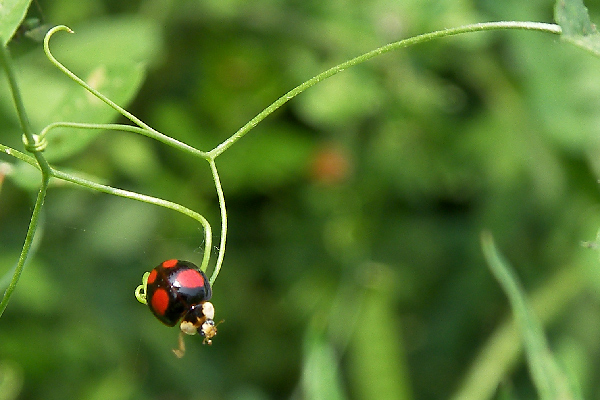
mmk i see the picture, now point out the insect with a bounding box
[136,259,218,357]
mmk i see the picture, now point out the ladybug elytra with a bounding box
[146,259,218,350]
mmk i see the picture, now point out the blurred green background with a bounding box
[2,0,600,399]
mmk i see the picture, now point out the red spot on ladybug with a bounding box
[162,259,179,269]
[145,260,218,351]
[151,288,170,315]
[174,269,205,289]
[147,269,157,284]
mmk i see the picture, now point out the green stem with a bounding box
[0,42,51,174]
[208,159,227,286]
[44,26,150,131]
[40,122,209,159]
[208,21,561,159]
[0,145,38,166]
[48,167,213,273]
[0,41,52,317]
[44,26,210,160]
[0,177,49,317]
[0,45,33,138]
[0,142,215,276]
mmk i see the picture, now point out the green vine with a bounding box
[0,41,51,318]
[0,21,563,318]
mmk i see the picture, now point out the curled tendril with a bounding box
[135,272,150,305]
[21,134,48,153]
[43,25,77,81]
[43,25,155,134]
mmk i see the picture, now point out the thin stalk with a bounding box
[208,159,227,286]
[208,21,562,159]
[43,26,209,160]
[0,41,52,317]
[0,42,51,173]
[49,168,213,273]
[0,145,38,166]
[0,142,215,275]
[44,26,151,132]
[0,177,49,317]
[40,122,208,159]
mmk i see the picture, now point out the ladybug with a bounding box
[145,259,218,351]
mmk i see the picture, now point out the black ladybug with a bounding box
[146,260,218,349]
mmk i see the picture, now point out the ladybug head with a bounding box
[199,319,220,345]
[179,301,218,344]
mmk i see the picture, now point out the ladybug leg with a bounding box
[134,272,151,304]
[173,331,186,358]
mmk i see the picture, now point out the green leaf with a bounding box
[302,327,347,400]
[0,16,162,162]
[481,232,579,400]
[0,0,32,45]
[555,0,600,56]
[39,62,147,162]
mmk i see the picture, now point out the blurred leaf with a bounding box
[302,327,347,400]
[4,160,39,190]
[294,69,383,129]
[40,64,147,162]
[0,216,44,292]
[0,360,23,400]
[108,134,159,182]
[0,0,31,45]
[219,123,313,193]
[82,369,136,400]
[481,232,579,400]
[451,263,586,400]
[500,8,600,154]
[555,0,600,56]
[86,198,159,261]
[348,263,412,400]
[10,258,59,313]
